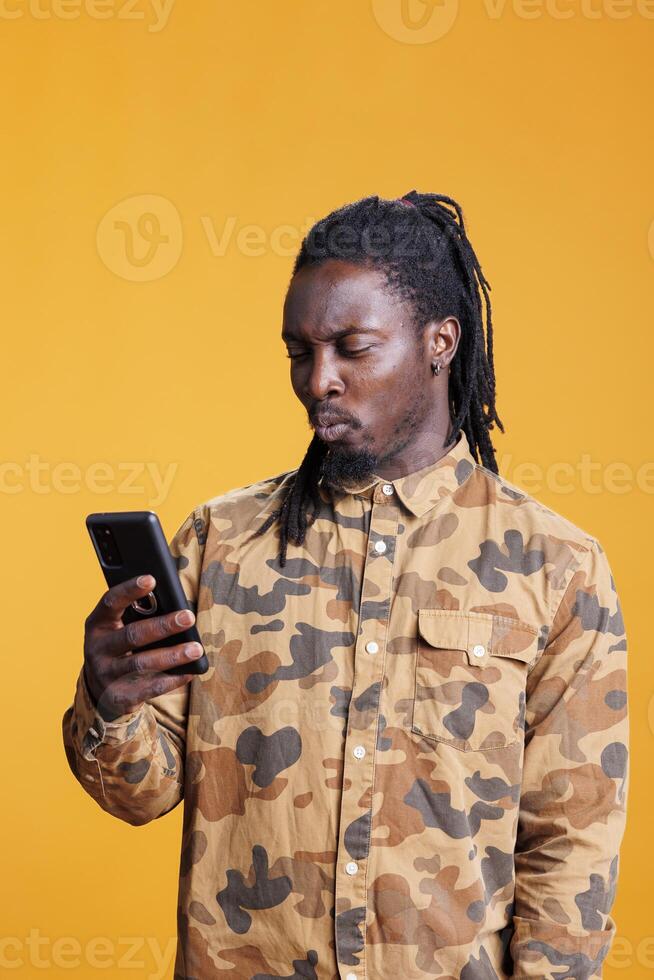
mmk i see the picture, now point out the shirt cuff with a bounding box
[510,914,615,978]
[74,666,144,761]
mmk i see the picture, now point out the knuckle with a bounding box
[124,621,140,650]
[159,615,176,637]
[103,689,127,714]
[150,676,168,697]
[129,655,144,675]
[105,658,122,682]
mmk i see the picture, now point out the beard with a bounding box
[319,444,380,490]
[313,369,430,491]
[316,395,430,491]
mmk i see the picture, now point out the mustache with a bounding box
[308,408,359,427]
[311,415,351,426]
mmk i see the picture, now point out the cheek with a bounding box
[352,362,419,436]
[352,343,413,389]
[380,355,426,411]
[361,345,423,400]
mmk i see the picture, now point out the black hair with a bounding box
[254,190,504,567]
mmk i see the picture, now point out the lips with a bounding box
[313,419,351,443]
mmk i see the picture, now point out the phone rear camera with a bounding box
[94,525,123,567]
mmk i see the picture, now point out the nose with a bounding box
[302,348,344,401]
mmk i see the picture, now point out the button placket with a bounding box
[334,493,399,978]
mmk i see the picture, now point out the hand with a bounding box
[83,574,203,722]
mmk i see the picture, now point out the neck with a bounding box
[372,427,458,480]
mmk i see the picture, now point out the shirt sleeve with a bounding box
[61,504,209,827]
[510,538,629,979]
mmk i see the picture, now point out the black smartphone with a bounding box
[86,510,209,676]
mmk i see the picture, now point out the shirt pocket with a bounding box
[412,609,539,752]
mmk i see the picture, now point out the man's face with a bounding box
[281,259,446,487]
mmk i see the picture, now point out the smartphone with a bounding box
[86,510,209,676]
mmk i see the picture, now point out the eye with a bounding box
[340,346,373,357]
[285,344,374,360]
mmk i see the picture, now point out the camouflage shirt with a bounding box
[62,430,629,979]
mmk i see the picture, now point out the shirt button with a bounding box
[353,745,365,759]
[346,974,358,980]
[373,540,387,554]
[345,861,359,876]
[381,483,394,495]
[84,774,95,782]
[472,644,486,658]
[365,641,379,655]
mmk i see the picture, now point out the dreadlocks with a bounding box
[254,190,504,567]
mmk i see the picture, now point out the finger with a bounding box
[86,575,157,629]
[97,608,195,659]
[96,670,196,722]
[111,641,204,678]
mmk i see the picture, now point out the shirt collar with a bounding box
[319,428,477,517]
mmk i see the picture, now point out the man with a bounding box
[62,191,629,979]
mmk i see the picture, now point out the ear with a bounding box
[423,316,461,368]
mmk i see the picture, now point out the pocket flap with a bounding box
[417,609,539,666]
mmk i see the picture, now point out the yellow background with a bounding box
[2,1,652,975]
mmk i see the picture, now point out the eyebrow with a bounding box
[281,326,379,342]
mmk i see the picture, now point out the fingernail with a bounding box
[176,610,194,626]
[137,575,154,588]
[186,643,202,658]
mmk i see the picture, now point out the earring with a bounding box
[431,362,442,376]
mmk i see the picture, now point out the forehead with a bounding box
[282,260,410,339]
